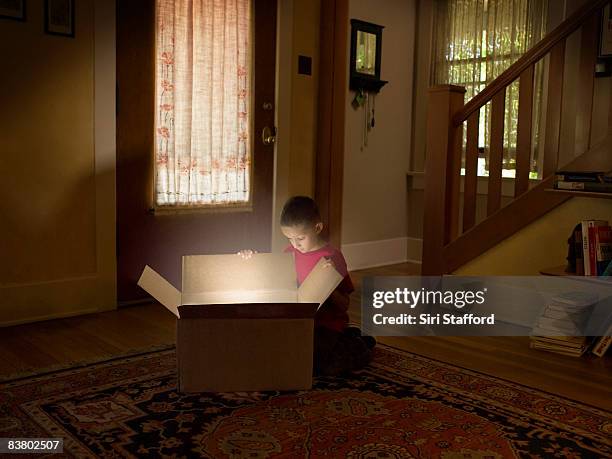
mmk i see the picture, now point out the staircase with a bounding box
[422,0,612,275]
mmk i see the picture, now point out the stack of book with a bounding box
[530,291,597,357]
[567,219,611,276]
[555,170,612,193]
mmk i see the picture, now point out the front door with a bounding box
[116,0,277,302]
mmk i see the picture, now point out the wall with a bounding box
[455,198,612,275]
[0,0,116,325]
[341,0,417,268]
[272,0,321,252]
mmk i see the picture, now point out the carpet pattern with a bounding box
[0,345,610,458]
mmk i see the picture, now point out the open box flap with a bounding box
[298,258,343,307]
[137,265,181,318]
[181,253,297,305]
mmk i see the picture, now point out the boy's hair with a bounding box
[280,196,321,227]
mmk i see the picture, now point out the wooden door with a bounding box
[116,0,277,302]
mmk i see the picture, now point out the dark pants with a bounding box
[313,326,373,376]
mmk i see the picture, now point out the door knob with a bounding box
[262,126,276,146]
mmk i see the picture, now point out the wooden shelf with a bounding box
[540,265,612,284]
[545,189,612,199]
[540,265,572,276]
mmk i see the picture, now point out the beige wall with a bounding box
[0,0,116,325]
[272,0,321,251]
[342,0,416,245]
[456,198,612,275]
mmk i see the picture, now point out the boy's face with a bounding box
[281,223,324,253]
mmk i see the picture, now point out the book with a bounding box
[555,171,612,183]
[581,220,609,275]
[591,318,612,357]
[530,333,588,343]
[592,335,612,357]
[536,316,584,334]
[541,307,588,321]
[548,291,598,308]
[531,336,588,349]
[529,341,589,357]
[555,181,612,193]
[574,228,584,275]
[594,226,612,276]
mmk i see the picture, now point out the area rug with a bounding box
[0,345,610,458]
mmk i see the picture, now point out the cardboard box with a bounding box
[138,253,342,392]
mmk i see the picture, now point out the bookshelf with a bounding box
[545,189,612,199]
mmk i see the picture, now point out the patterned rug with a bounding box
[0,345,610,458]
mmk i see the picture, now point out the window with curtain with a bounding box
[432,0,547,177]
[155,0,252,207]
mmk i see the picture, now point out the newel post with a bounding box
[421,85,466,275]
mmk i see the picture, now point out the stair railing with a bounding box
[422,0,608,275]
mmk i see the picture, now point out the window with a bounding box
[432,0,547,178]
[154,0,252,207]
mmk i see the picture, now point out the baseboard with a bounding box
[405,237,423,264]
[0,306,112,328]
[342,237,422,271]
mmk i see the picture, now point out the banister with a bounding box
[452,0,608,126]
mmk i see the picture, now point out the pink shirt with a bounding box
[284,244,348,285]
[285,244,354,332]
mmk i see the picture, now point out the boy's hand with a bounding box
[237,249,258,260]
[322,257,336,269]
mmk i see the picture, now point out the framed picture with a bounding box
[45,0,74,37]
[599,4,612,57]
[0,0,26,21]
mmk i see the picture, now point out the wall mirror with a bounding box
[349,19,387,92]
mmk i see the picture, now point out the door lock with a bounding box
[262,126,276,146]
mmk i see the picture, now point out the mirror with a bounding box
[349,20,387,92]
[356,31,377,75]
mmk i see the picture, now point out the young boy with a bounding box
[240,196,374,376]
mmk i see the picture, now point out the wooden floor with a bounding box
[1,263,610,410]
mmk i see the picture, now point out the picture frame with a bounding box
[349,19,387,93]
[599,4,612,58]
[0,0,26,21]
[45,0,74,38]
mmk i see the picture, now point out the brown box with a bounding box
[138,253,342,392]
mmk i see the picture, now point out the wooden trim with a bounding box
[514,66,534,197]
[543,41,565,177]
[463,112,479,232]
[609,73,612,129]
[444,177,570,273]
[446,104,464,245]
[422,85,465,275]
[315,0,348,248]
[487,90,505,215]
[316,1,333,237]
[453,0,608,125]
[575,13,599,155]
[545,189,612,199]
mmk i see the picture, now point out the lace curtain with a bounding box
[155,0,252,206]
[432,0,547,174]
